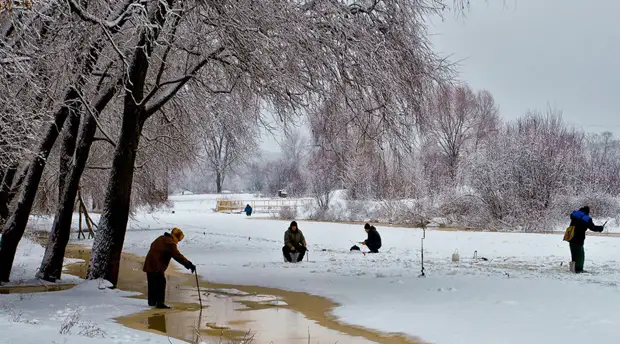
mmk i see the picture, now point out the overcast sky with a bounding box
[429,0,620,134]
[261,0,620,152]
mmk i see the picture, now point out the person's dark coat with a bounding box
[364,226,382,252]
[284,222,306,249]
[569,207,603,245]
[143,232,192,273]
[244,204,252,216]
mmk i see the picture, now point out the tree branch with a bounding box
[0,56,31,64]
[92,137,117,146]
[87,160,147,171]
[143,47,225,117]
[73,90,118,149]
[66,0,140,30]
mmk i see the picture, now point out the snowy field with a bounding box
[6,193,620,344]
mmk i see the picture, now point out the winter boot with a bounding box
[569,261,576,273]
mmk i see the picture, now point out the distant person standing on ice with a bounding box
[283,221,307,263]
[143,228,196,309]
[360,223,382,253]
[564,206,604,273]
[244,204,252,216]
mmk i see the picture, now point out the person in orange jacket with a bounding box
[143,228,196,309]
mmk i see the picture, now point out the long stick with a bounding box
[419,226,426,278]
[194,270,203,308]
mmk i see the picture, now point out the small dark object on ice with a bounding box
[350,245,361,251]
[504,272,510,278]
[473,250,488,261]
[248,237,251,241]
[322,248,327,251]
[156,304,171,309]
[172,210,175,214]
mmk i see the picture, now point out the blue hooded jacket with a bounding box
[569,207,603,245]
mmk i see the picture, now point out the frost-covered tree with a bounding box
[466,108,584,231]
[0,0,136,282]
[0,0,465,284]
[191,91,261,193]
[420,84,499,185]
[82,0,449,286]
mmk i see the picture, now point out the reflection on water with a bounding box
[147,313,167,333]
[64,245,421,344]
[121,288,381,343]
[0,284,75,294]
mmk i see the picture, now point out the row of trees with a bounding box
[238,83,620,232]
[0,0,455,285]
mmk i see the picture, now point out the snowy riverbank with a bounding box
[6,193,620,343]
[0,237,189,344]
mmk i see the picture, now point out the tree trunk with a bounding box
[86,0,178,286]
[87,112,144,286]
[216,171,222,193]
[38,84,118,281]
[0,171,5,191]
[0,101,71,282]
[7,165,27,205]
[0,165,17,221]
[58,110,81,203]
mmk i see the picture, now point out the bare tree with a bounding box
[193,93,260,193]
[420,84,499,185]
[308,149,339,212]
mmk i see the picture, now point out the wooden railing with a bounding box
[216,199,313,213]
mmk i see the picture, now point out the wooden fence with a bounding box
[215,199,313,213]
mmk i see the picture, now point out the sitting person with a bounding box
[361,223,382,253]
[282,221,307,262]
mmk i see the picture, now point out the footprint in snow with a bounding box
[435,287,458,292]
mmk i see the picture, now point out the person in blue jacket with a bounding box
[567,206,604,273]
[244,204,252,216]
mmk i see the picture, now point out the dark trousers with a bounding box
[570,243,585,272]
[146,272,167,306]
[367,244,381,253]
[282,245,306,262]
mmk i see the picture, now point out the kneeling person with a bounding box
[143,228,196,309]
[283,221,307,263]
[361,223,382,253]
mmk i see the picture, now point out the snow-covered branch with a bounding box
[143,47,225,116]
[66,0,141,30]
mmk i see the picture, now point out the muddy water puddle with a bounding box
[0,283,75,294]
[64,245,421,344]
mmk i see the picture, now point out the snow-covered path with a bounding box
[14,193,620,343]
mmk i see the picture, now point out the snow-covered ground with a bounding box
[6,193,620,344]
[0,237,189,344]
